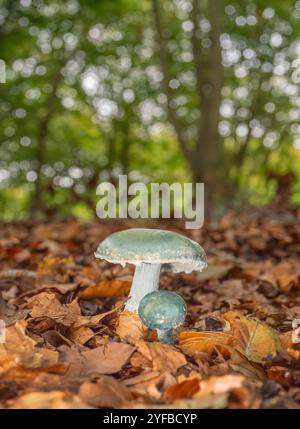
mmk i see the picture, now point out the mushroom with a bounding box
[138,290,186,344]
[95,228,207,313]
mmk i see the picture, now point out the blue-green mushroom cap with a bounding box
[95,228,207,273]
[138,290,186,330]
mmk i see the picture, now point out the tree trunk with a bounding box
[151,0,223,216]
[151,0,192,166]
[30,67,64,218]
[194,0,223,212]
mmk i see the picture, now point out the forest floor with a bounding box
[1,209,300,409]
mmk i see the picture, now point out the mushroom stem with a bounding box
[156,329,174,344]
[125,262,161,312]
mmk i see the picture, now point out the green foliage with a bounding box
[1,0,300,219]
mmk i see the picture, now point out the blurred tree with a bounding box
[150,0,300,211]
[151,0,223,210]
[1,0,300,219]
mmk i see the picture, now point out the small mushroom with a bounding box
[138,290,186,344]
[95,228,207,313]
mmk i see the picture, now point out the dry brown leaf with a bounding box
[130,351,152,371]
[37,255,74,276]
[81,342,134,375]
[57,347,84,378]
[37,348,59,367]
[79,279,131,299]
[122,370,165,400]
[280,331,292,351]
[128,393,228,409]
[3,216,300,409]
[196,264,234,281]
[267,366,292,386]
[272,262,299,293]
[78,263,102,282]
[37,283,78,295]
[27,292,81,327]
[0,319,63,381]
[79,376,132,408]
[163,378,200,401]
[250,262,300,294]
[228,352,266,381]
[116,310,146,342]
[179,331,233,358]
[194,374,245,399]
[57,342,134,377]
[74,306,120,328]
[2,363,66,382]
[43,330,73,348]
[8,391,90,409]
[136,341,186,373]
[224,311,282,363]
[218,279,246,300]
[280,331,300,360]
[173,393,229,409]
[1,320,36,355]
[0,321,39,375]
[69,326,95,345]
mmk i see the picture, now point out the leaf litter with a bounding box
[1,212,300,408]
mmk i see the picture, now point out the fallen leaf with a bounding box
[122,370,166,400]
[116,310,146,342]
[163,378,200,401]
[37,255,74,277]
[81,342,134,375]
[0,321,38,375]
[27,292,81,327]
[128,393,229,409]
[57,343,134,378]
[136,341,186,373]
[272,262,299,293]
[251,262,300,294]
[37,348,59,367]
[267,366,292,386]
[78,263,102,282]
[2,216,300,409]
[280,331,300,360]
[2,363,66,382]
[69,326,95,345]
[130,351,152,371]
[74,306,120,328]
[224,311,282,363]
[179,331,233,358]
[37,283,78,295]
[79,279,131,299]
[194,375,245,399]
[196,264,234,281]
[1,320,36,355]
[228,352,266,381]
[195,315,231,332]
[79,376,132,408]
[8,391,91,409]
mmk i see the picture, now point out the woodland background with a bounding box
[1,0,300,219]
[2,1,300,410]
